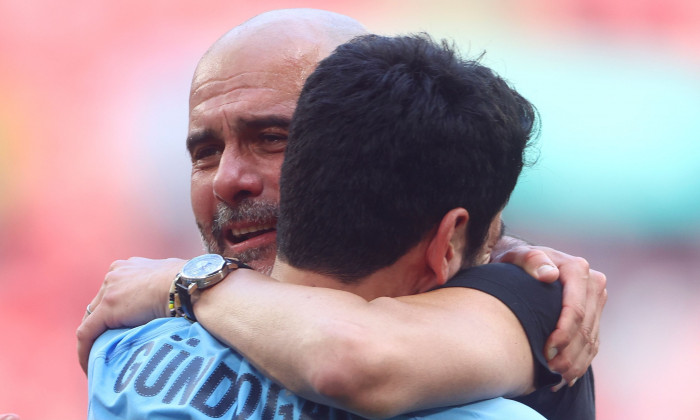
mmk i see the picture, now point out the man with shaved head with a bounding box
[186,9,368,275]
[79,8,606,420]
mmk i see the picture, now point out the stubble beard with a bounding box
[198,200,279,275]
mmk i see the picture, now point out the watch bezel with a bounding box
[180,254,227,288]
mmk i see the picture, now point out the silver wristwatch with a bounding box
[174,254,250,321]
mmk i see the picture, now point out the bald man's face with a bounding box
[187,38,319,274]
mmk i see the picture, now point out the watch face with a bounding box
[182,254,225,280]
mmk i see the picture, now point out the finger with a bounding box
[564,270,605,379]
[544,314,575,376]
[555,332,593,385]
[548,328,585,382]
[82,267,115,322]
[83,303,92,320]
[551,378,567,392]
[565,276,605,382]
[547,291,593,380]
[76,305,110,374]
[582,271,605,361]
[545,257,589,357]
[544,303,583,368]
[500,246,560,283]
[589,270,608,350]
[549,271,601,383]
[82,289,105,322]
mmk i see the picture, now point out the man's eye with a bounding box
[192,145,222,162]
[260,133,288,143]
[258,132,288,154]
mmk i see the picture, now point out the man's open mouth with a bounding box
[226,224,276,244]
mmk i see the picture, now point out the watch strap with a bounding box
[168,275,185,318]
[223,257,252,271]
[175,278,197,321]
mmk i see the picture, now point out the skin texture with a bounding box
[76,7,608,417]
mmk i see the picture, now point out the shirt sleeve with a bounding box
[438,263,562,388]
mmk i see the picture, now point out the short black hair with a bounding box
[277,34,537,283]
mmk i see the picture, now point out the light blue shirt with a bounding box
[88,317,544,419]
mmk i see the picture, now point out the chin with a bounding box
[223,244,277,275]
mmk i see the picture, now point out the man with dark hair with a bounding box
[78,8,605,420]
[279,35,534,279]
[264,33,593,419]
[86,32,548,419]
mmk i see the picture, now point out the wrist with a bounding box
[160,259,186,318]
[170,255,251,322]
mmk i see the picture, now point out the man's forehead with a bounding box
[187,62,299,139]
[190,41,321,106]
[192,71,297,109]
[187,90,297,140]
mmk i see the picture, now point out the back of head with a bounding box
[277,34,537,283]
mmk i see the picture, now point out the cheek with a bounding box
[190,171,214,225]
[262,157,284,200]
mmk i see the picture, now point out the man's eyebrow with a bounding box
[186,129,219,153]
[236,115,292,131]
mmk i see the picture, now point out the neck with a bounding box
[271,242,435,301]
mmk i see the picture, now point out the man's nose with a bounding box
[213,149,264,204]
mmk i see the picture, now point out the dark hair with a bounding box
[277,34,537,283]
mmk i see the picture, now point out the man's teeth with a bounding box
[230,224,275,237]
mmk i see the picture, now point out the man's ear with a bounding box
[425,208,469,286]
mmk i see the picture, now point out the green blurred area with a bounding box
[499,46,700,239]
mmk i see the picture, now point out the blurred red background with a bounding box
[1,1,698,419]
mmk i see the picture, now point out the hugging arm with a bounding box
[195,268,536,418]
[76,242,606,402]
